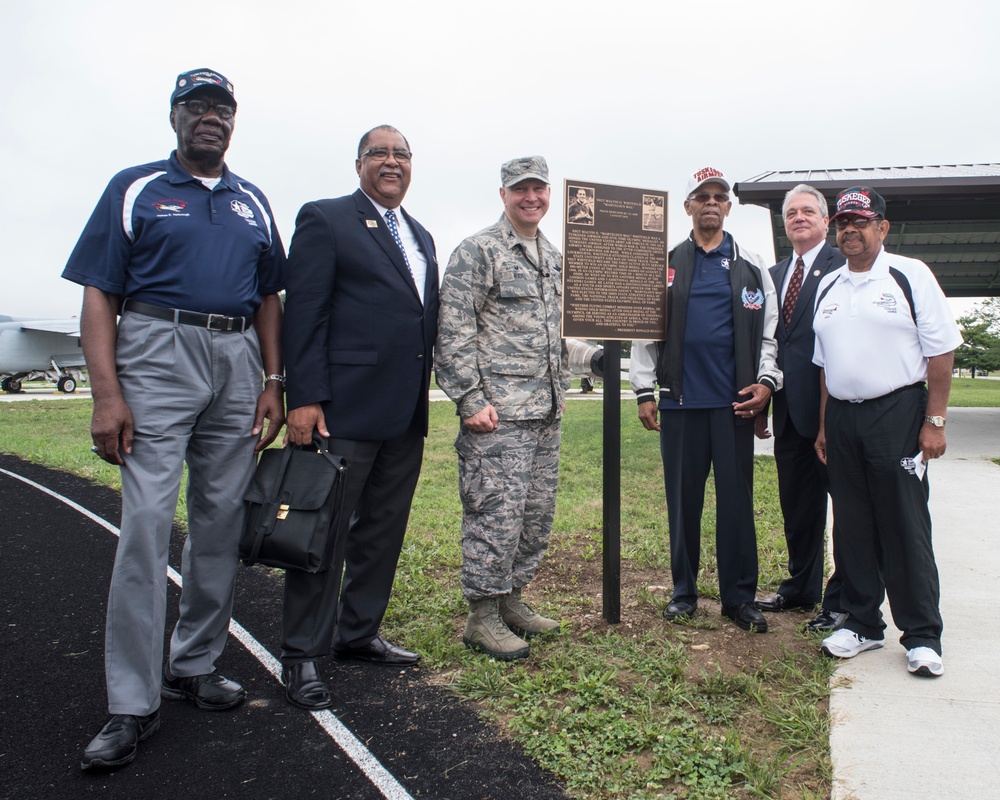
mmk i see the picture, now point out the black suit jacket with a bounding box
[770,242,842,440]
[283,189,439,440]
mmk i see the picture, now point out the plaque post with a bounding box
[601,341,621,624]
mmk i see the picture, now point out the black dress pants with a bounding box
[826,384,943,653]
[773,415,842,610]
[660,407,758,608]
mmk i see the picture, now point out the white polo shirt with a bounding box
[812,247,962,401]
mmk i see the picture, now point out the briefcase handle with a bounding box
[311,433,348,474]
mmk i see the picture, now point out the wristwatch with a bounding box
[923,415,946,428]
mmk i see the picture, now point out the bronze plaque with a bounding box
[562,180,668,340]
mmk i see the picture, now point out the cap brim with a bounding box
[689,178,731,194]
[504,173,549,187]
[830,209,880,221]
[173,84,237,106]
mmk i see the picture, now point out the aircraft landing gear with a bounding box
[57,376,77,393]
[2,376,24,393]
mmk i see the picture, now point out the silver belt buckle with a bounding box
[206,313,230,331]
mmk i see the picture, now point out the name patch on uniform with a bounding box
[366,219,379,228]
[741,287,763,310]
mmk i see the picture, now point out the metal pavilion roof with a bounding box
[733,164,1000,297]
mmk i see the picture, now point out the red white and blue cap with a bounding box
[831,186,886,220]
[170,68,236,108]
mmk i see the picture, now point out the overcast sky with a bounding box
[2,0,994,320]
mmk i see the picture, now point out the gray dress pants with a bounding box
[106,311,261,715]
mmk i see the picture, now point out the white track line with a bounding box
[1,466,415,800]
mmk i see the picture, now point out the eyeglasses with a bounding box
[360,147,413,163]
[689,193,730,204]
[176,99,236,120]
[834,216,880,230]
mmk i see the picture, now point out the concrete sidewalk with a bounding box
[826,408,1000,799]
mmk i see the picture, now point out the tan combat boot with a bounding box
[463,597,530,661]
[499,588,560,638]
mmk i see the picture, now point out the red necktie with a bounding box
[782,256,804,329]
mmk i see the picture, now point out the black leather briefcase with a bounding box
[241,440,348,573]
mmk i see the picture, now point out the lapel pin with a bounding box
[366,219,378,228]
[813,269,821,277]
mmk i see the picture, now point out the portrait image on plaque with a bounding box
[642,194,665,232]
[567,185,595,226]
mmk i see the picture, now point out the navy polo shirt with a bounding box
[661,236,737,410]
[63,151,285,317]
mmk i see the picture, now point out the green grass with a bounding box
[2,383,996,799]
[947,376,1000,407]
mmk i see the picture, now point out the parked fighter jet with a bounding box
[0,315,86,393]
[566,338,604,383]
[565,338,633,391]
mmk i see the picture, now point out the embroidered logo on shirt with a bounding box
[874,293,899,313]
[741,287,763,310]
[152,199,190,217]
[721,258,731,270]
[820,302,840,319]
[230,200,258,226]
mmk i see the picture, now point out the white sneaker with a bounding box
[821,628,884,659]
[907,646,944,677]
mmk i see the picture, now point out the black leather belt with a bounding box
[122,299,253,333]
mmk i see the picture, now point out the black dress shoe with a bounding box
[804,608,847,632]
[722,603,769,633]
[755,594,815,612]
[282,661,334,710]
[81,712,160,771]
[662,600,697,621]
[333,634,420,666]
[161,670,246,710]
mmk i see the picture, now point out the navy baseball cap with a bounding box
[170,68,237,107]
[830,186,886,220]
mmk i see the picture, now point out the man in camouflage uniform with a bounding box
[435,156,569,661]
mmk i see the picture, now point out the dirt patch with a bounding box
[532,535,821,672]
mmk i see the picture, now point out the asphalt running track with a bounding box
[0,454,568,800]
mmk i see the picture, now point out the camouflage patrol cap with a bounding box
[501,156,550,187]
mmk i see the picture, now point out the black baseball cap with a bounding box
[830,186,886,220]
